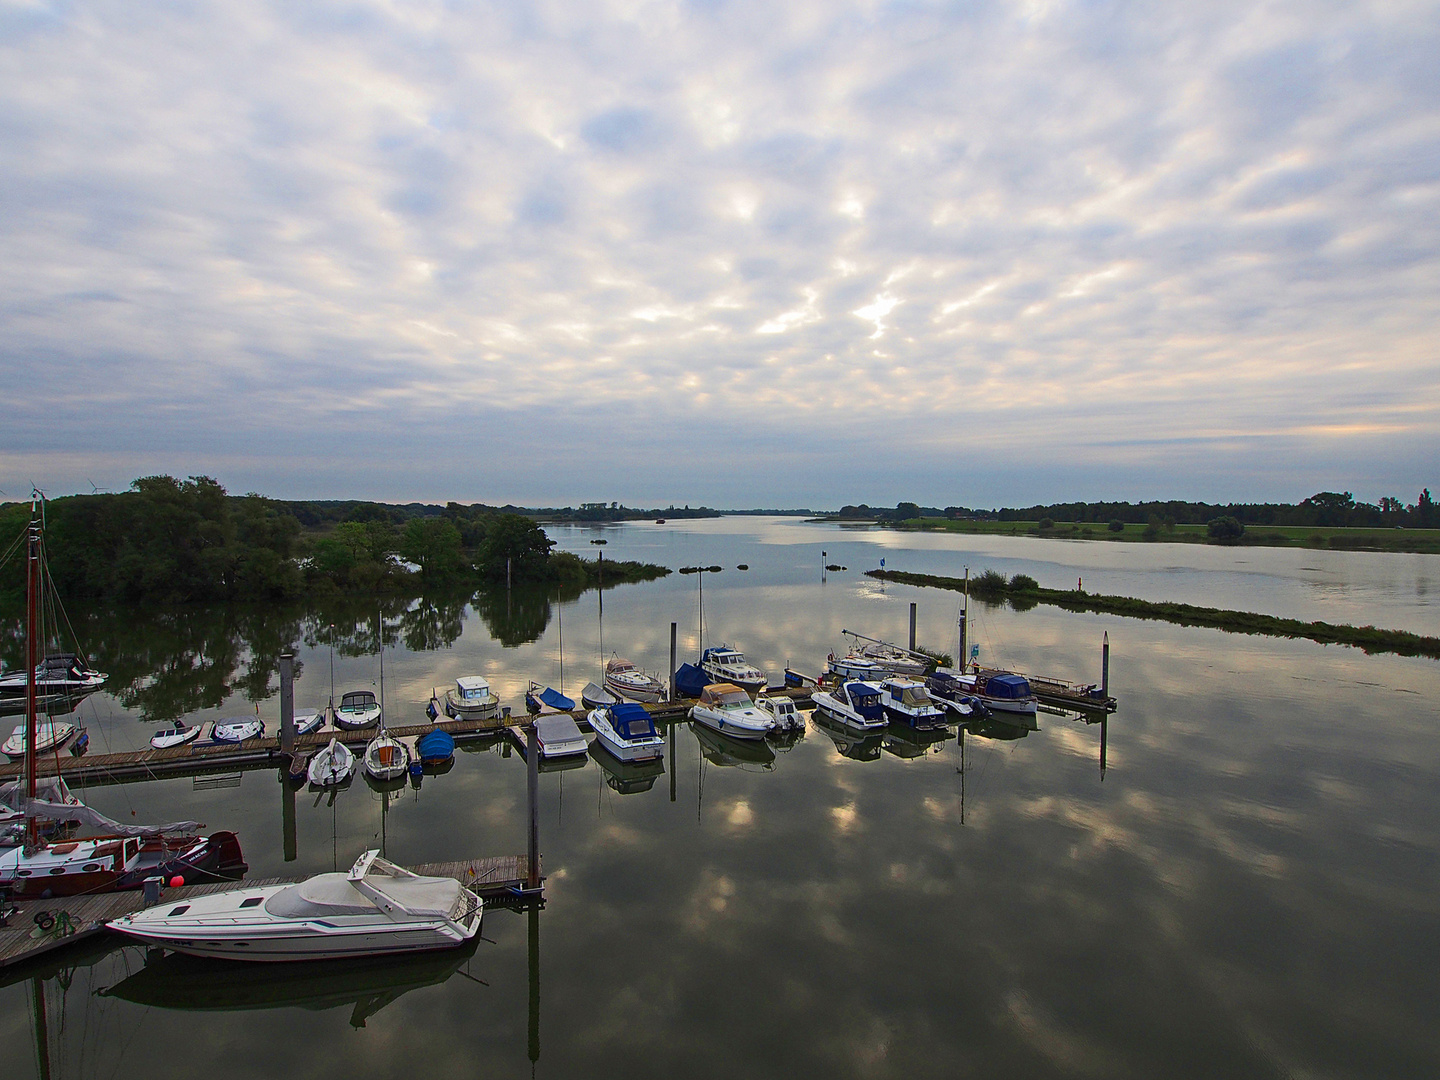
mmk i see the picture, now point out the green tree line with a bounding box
[0,477,668,606]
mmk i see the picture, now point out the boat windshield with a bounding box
[717,692,751,707]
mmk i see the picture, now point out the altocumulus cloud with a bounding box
[1,0,1437,506]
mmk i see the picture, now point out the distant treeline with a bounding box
[0,477,669,607]
[835,490,1437,529]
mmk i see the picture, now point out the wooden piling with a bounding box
[279,653,295,754]
[526,724,539,890]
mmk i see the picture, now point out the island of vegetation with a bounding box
[0,476,671,606]
[821,490,1440,554]
[867,568,1440,660]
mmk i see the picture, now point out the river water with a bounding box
[2,519,1437,1079]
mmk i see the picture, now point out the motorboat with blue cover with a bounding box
[108,849,483,961]
[588,701,664,761]
[416,729,456,767]
[689,683,773,740]
[878,678,948,730]
[526,682,574,714]
[932,668,1037,727]
[672,663,709,699]
[925,671,989,720]
[810,680,888,733]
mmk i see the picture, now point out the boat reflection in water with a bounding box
[881,722,954,759]
[809,709,884,761]
[962,714,1033,742]
[691,722,775,770]
[100,937,482,1028]
[589,741,665,794]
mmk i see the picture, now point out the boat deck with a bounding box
[0,854,537,971]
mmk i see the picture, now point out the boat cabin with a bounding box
[608,702,659,741]
[454,676,493,702]
[840,682,885,721]
[697,683,752,709]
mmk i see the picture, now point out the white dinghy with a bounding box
[308,737,356,788]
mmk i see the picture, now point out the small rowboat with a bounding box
[150,722,202,749]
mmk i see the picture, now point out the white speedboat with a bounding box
[699,646,767,695]
[811,680,888,733]
[604,658,666,702]
[588,702,665,762]
[878,678,948,730]
[150,721,201,749]
[334,690,382,730]
[308,737,356,787]
[535,714,588,759]
[755,693,804,736]
[108,850,483,961]
[3,719,76,758]
[443,676,500,722]
[364,731,409,782]
[0,653,107,698]
[689,683,773,740]
[212,718,265,743]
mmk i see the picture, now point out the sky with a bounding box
[1,0,1437,510]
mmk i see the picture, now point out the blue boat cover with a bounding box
[417,729,455,763]
[986,674,1032,698]
[610,702,657,740]
[673,663,708,698]
[536,687,575,710]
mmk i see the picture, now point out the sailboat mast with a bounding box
[25,496,40,810]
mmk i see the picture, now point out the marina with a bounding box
[0,516,1433,1079]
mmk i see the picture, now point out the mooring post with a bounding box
[909,603,917,653]
[1101,631,1110,698]
[669,715,677,803]
[526,723,540,890]
[282,773,297,862]
[528,898,541,1065]
[279,652,295,754]
[669,621,677,700]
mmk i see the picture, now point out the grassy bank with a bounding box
[836,517,1440,555]
[866,569,1440,660]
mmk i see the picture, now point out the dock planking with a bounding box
[0,854,537,970]
[0,688,815,787]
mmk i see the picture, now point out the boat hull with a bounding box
[689,705,770,740]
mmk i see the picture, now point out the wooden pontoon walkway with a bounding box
[0,854,537,970]
[0,689,815,788]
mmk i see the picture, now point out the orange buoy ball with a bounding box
[169,875,185,888]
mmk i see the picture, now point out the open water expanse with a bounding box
[2,518,1438,1078]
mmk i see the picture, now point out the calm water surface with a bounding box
[2,520,1437,1079]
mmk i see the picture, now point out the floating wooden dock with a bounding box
[0,690,815,788]
[0,854,537,971]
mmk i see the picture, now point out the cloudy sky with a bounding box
[2,0,1437,509]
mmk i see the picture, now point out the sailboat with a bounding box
[0,494,248,898]
[364,614,409,783]
[526,594,573,713]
